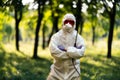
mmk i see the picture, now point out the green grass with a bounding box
[0,43,52,80]
[81,53,120,80]
[0,40,120,80]
[80,40,120,80]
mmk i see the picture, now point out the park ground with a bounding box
[0,40,120,80]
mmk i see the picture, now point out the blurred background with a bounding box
[0,0,120,80]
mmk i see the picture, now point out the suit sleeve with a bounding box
[49,34,70,60]
[66,34,85,59]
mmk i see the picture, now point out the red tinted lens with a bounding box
[64,20,74,25]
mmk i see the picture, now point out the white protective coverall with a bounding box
[47,13,85,80]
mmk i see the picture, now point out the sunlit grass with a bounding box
[80,40,120,80]
[0,42,52,80]
[0,39,120,80]
[4,41,52,59]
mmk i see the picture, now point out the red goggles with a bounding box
[64,20,74,26]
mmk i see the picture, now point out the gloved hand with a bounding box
[67,46,77,53]
[66,46,80,58]
[76,45,82,49]
[58,45,66,51]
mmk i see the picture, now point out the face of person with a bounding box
[62,14,76,33]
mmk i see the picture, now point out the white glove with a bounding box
[67,46,77,53]
[66,46,84,58]
[66,46,78,58]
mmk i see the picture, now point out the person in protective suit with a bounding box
[47,13,85,80]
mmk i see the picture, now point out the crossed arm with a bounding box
[49,35,85,60]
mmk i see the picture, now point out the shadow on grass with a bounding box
[81,54,120,80]
[1,43,120,80]
[0,45,52,80]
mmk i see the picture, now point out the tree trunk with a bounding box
[47,15,59,46]
[92,26,95,45]
[42,25,46,49]
[54,16,59,32]
[15,19,19,51]
[15,9,22,51]
[79,20,84,35]
[47,26,55,46]
[75,0,82,33]
[33,3,43,58]
[47,0,59,46]
[107,2,116,58]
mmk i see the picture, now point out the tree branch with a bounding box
[102,0,110,15]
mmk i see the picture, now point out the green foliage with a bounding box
[19,10,37,40]
[0,0,120,43]
[0,11,14,42]
[2,23,13,42]
[98,16,109,31]
[117,30,120,39]
[3,23,12,35]
[0,0,4,7]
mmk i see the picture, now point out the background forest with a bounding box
[0,0,120,80]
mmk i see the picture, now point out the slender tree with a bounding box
[86,0,99,45]
[102,0,118,58]
[14,0,23,51]
[5,0,23,51]
[42,21,48,49]
[47,0,61,45]
[33,0,46,58]
[75,0,83,34]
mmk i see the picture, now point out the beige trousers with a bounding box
[47,75,80,80]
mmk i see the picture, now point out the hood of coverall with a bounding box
[62,13,76,33]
